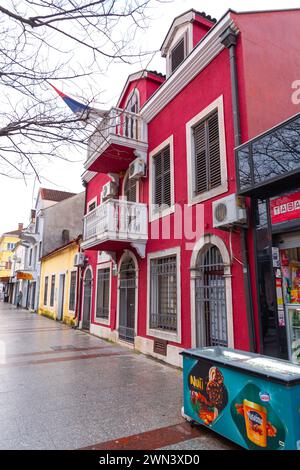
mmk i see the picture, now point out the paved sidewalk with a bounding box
[0,303,236,450]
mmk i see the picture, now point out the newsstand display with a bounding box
[181,347,300,450]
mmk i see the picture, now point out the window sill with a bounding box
[149,205,175,223]
[94,317,110,326]
[188,183,228,206]
[147,327,181,344]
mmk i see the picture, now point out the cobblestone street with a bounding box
[0,303,235,450]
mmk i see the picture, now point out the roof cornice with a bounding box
[141,13,237,123]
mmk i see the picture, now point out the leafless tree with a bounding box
[0,0,155,180]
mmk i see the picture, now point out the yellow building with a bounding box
[0,224,23,300]
[39,238,81,326]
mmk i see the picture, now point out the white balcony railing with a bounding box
[87,107,147,162]
[83,199,148,247]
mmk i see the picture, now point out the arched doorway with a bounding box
[118,255,137,343]
[82,268,92,330]
[194,244,228,347]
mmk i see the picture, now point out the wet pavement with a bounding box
[0,303,236,450]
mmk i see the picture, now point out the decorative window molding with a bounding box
[190,234,234,348]
[147,247,181,343]
[186,95,228,206]
[94,262,111,325]
[166,25,192,78]
[149,135,175,222]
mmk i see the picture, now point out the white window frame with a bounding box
[149,135,175,222]
[68,269,77,314]
[166,25,192,77]
[147,246,181,343]
[186,95,228,206]
[125,89,140,113]
[94,261,112,326]
[87,196,97,213]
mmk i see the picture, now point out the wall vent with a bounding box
[153,338,168,356]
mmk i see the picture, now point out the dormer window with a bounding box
[171,37,185,73]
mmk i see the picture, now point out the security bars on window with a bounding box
[96,268,110,319]
[150,256,177,332]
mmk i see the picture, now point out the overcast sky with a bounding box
[1,0,300,235]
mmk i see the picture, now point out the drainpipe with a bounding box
[75,180,88,328]
[220,27,256,352]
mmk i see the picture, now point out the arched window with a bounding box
[195,244,228,347]
[124,90,139,139]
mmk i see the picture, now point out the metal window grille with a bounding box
[50,275,55,307]
[153,145,171,210]
[193,111,221,195]
[44,276,48,306]
[195,245,228,347]
[69,271,77,311]
[96,268,110,319]
[150,255,177,332]
[171,38,185,73]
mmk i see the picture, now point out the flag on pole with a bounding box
[50,84,107,119]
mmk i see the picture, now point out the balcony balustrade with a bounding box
[85,107,148,173]
[82,199,148,257]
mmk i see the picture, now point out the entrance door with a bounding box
[57,274,65,321]
[119,257,136,343]
[82,269,92,330]
[195,245,228,347]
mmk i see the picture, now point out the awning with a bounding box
[16,272,33,281]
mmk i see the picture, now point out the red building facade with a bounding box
[80,8,300,366]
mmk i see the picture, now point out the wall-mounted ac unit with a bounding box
[213,194,247,229]
[101,181,118,201]
[74,252,86,267]
[129,158,146,180]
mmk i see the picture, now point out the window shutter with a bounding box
[193,111,221,195]
[171,38,185,73]
[194,121,207,194]
[154,146,171,208]
[208,112,221,189]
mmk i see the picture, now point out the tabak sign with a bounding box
[270,191,300,225]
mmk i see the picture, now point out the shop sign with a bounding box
[270,191,300,224]
[16,272,33,280]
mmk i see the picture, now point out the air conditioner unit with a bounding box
[213,194,247,229]
[129,158,146,180]
[101,181,118,201]
[74,252,86,267]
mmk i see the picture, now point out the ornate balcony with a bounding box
[85,107,148,173]
[82,199,148,257]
